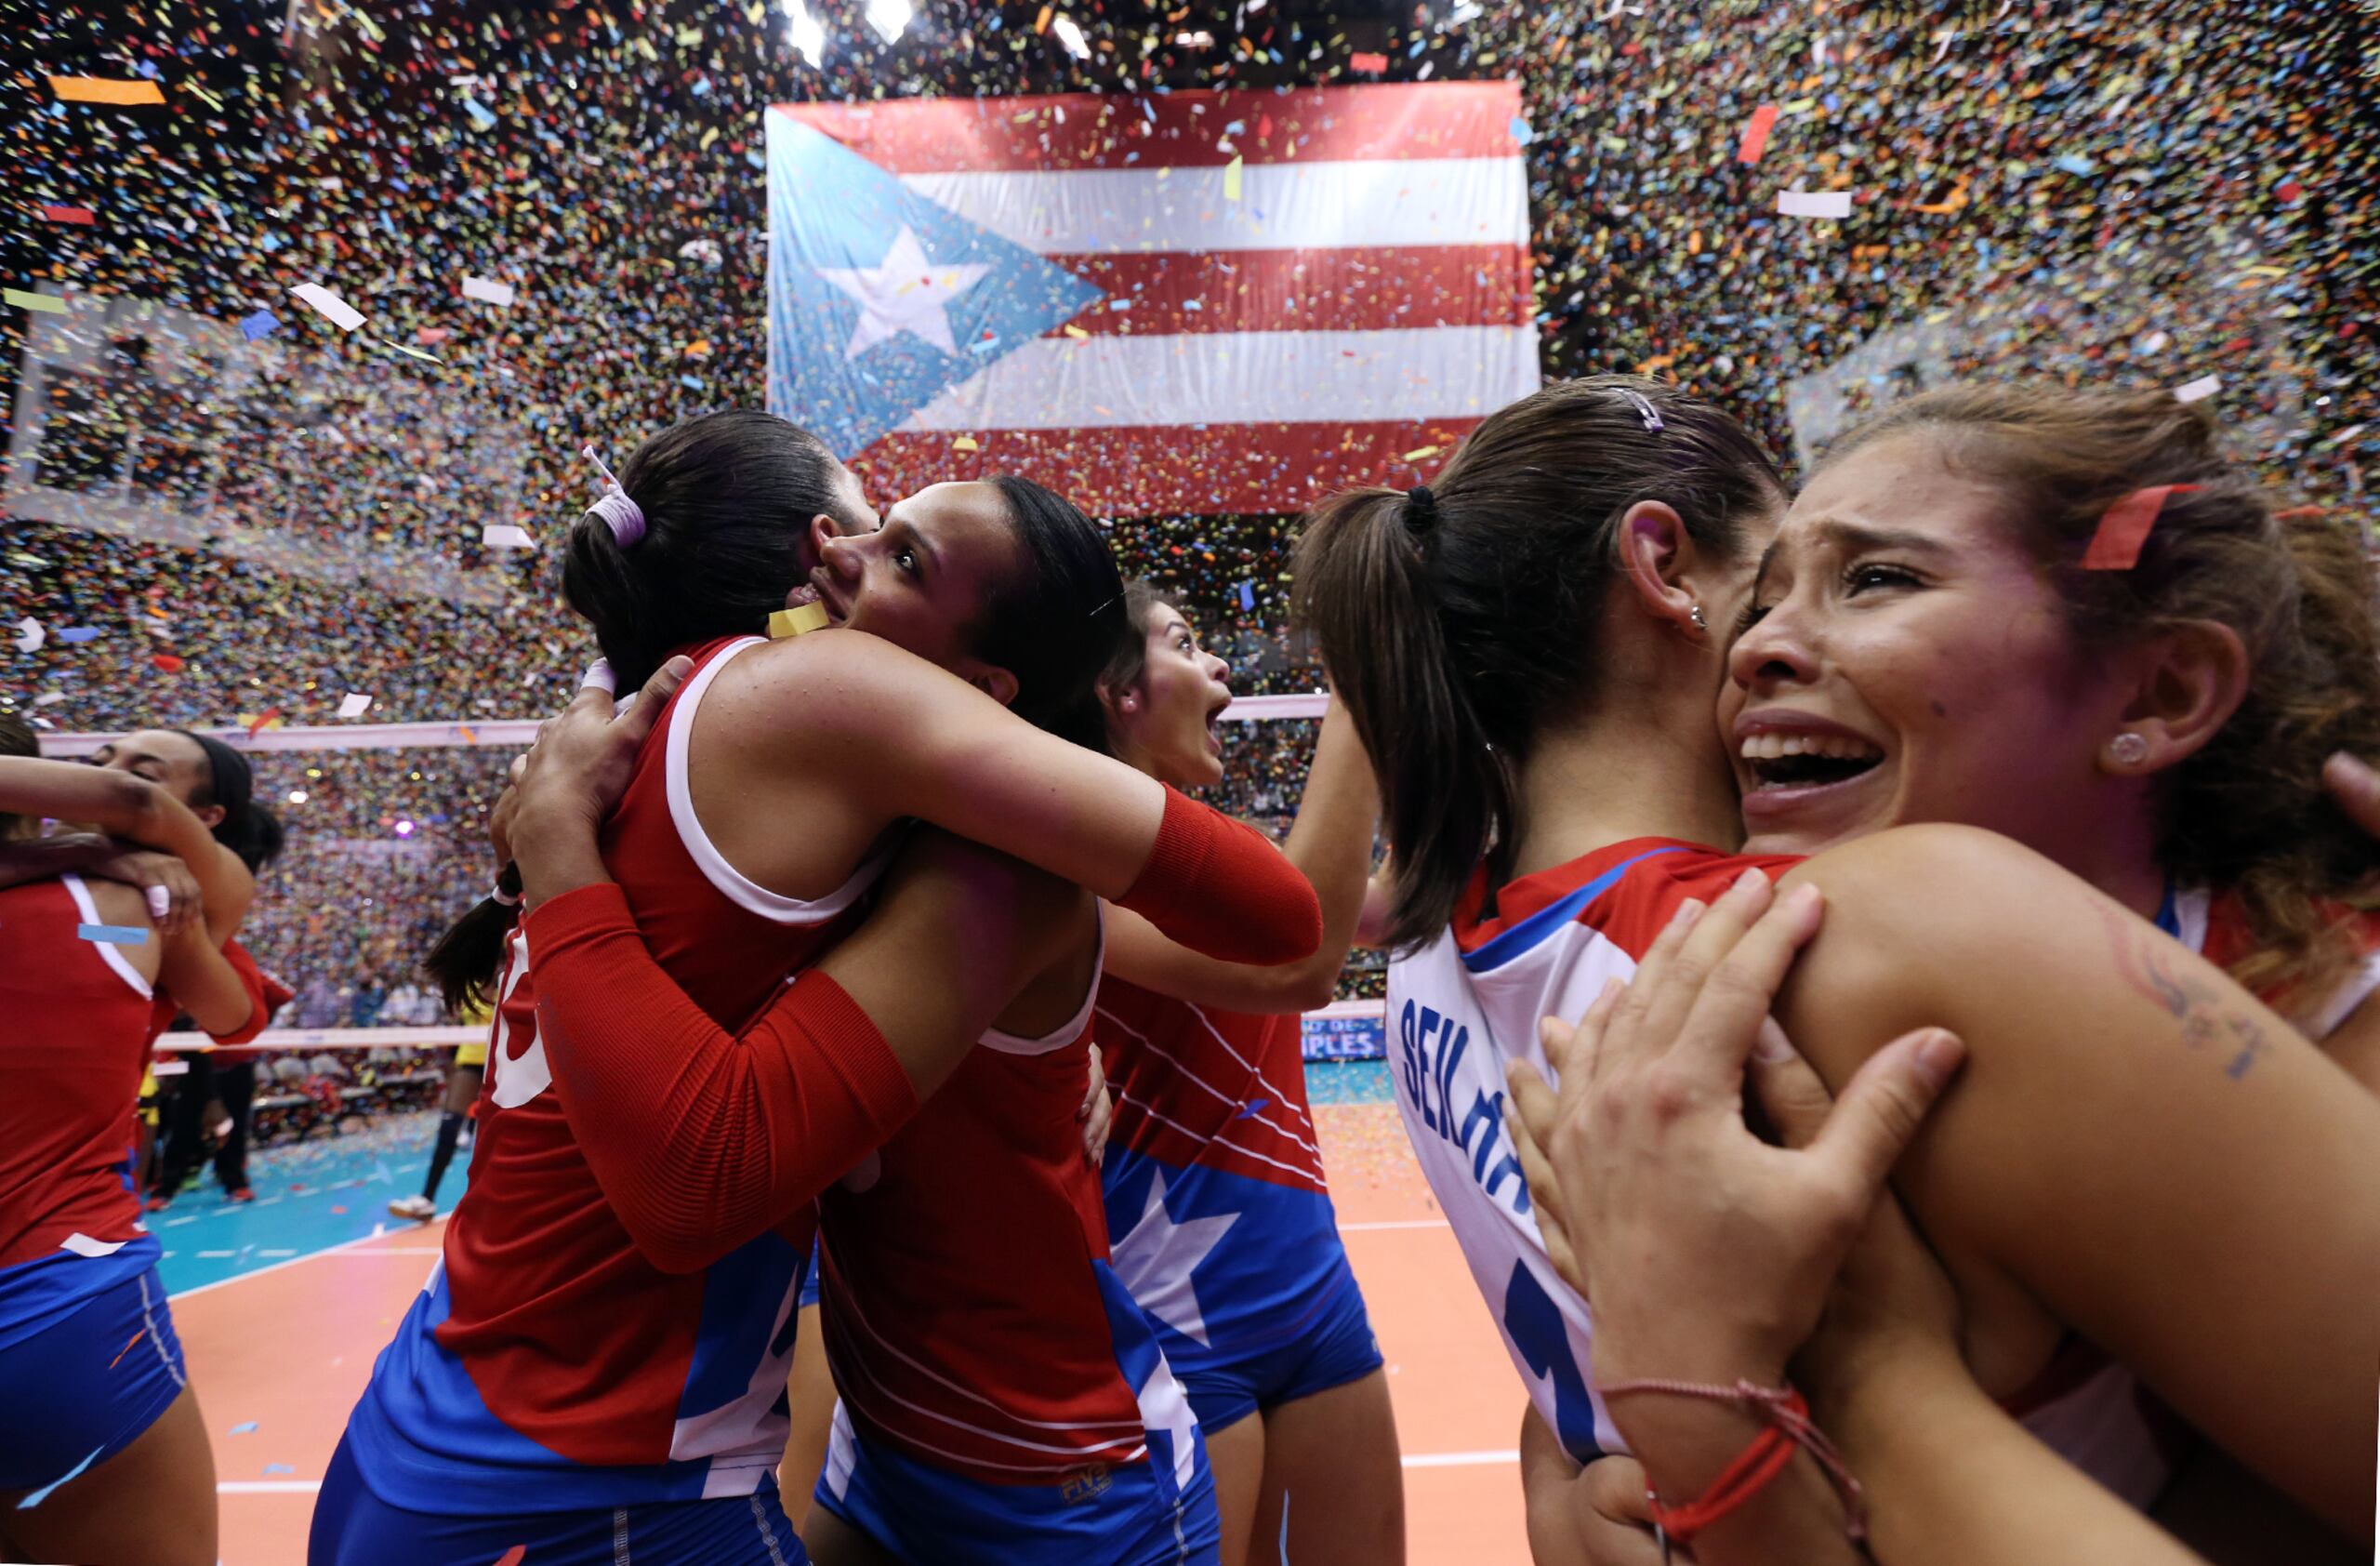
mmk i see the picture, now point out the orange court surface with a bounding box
[174,1086,1534,1566]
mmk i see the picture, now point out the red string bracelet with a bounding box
[1598,1379,1868,1549]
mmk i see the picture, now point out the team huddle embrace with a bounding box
[4,376,2375,1566]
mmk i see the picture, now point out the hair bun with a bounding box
[1404,485,1438,536]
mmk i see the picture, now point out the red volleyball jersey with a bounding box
[0,876,157,1273]
[1097,977,1328,1195]
[817,929,1202,1492]
[350,635,898,1514]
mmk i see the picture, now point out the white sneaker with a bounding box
[388,1195,437,1221]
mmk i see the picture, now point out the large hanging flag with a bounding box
[766,83,1538,514]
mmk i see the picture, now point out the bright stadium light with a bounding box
[865,0,911,45]
[1051,14,1090,59]
[781,0,826,62]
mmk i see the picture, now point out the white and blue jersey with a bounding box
[1386,839,1798,1466]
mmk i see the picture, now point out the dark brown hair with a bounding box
[1292,376,1789,951]
[1823,382,2380,1004]
[563,409,870,692]
[1095,580,1179,710]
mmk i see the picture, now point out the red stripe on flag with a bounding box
[774,82,1525,174]
[858,419,1477,516]
[1047,246,1531,337]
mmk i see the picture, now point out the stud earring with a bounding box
[1688,603,1709,633]
[2108,732,2149,768]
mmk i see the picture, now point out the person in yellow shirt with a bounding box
[388,992,488,1222]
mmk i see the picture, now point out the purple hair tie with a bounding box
[582,445,646,548]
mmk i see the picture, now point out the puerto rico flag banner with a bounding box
[765,83,1539,515]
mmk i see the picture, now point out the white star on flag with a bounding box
[813,226,991,361]
[1108,1167,1236,1346]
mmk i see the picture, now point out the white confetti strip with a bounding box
[1778,189,1853,219]
[289,282,365,332]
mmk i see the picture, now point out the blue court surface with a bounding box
[153,1112,469,1297]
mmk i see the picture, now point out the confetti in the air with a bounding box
[1777,189,1853,219]
[1736,105,1779,165]
[290,283,366,332]
[337,693,375,719]
[48,76,165,105]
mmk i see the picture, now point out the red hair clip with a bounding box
[2082,484,2200,570]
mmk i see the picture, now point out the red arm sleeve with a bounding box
[523,883,919,1275]
[205,941,292,1048]
[1115,786,1325,966]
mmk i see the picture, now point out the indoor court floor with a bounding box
[165,1064,1531,1565]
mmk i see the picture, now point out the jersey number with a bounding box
[1502,1257,1604,1465]
[487,938,551,1108]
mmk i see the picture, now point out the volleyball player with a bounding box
[1290,376,2378,1555]
[387,961,489,1223]
[1090,584,1403,1566]
[1519,381,2380,1563]
[313,412,1316,1565]
[0,728,293,1207]
[0,730,258,1566]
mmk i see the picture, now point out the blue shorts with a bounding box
[815,1402,1220,1566]
[309,1432,810,1566]
[0,1261,187,1493]
[1170,1258,1383,1431]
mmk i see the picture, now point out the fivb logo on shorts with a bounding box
[1059,1465,1114,1506]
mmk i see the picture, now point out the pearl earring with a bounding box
[2108,732,2149,768]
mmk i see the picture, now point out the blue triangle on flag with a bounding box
[765,112,1101,457]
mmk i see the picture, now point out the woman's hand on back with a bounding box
[509,657,692,907]
[1507,869,1965,1390]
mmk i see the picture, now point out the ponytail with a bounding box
[1292,377,1786,953]
[560,409,866,692]
[2208,508,2380,1004]
[423,861,522,1015]
[1293,488,1514,952]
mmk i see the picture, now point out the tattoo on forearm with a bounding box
[2096,905,2273,1080]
